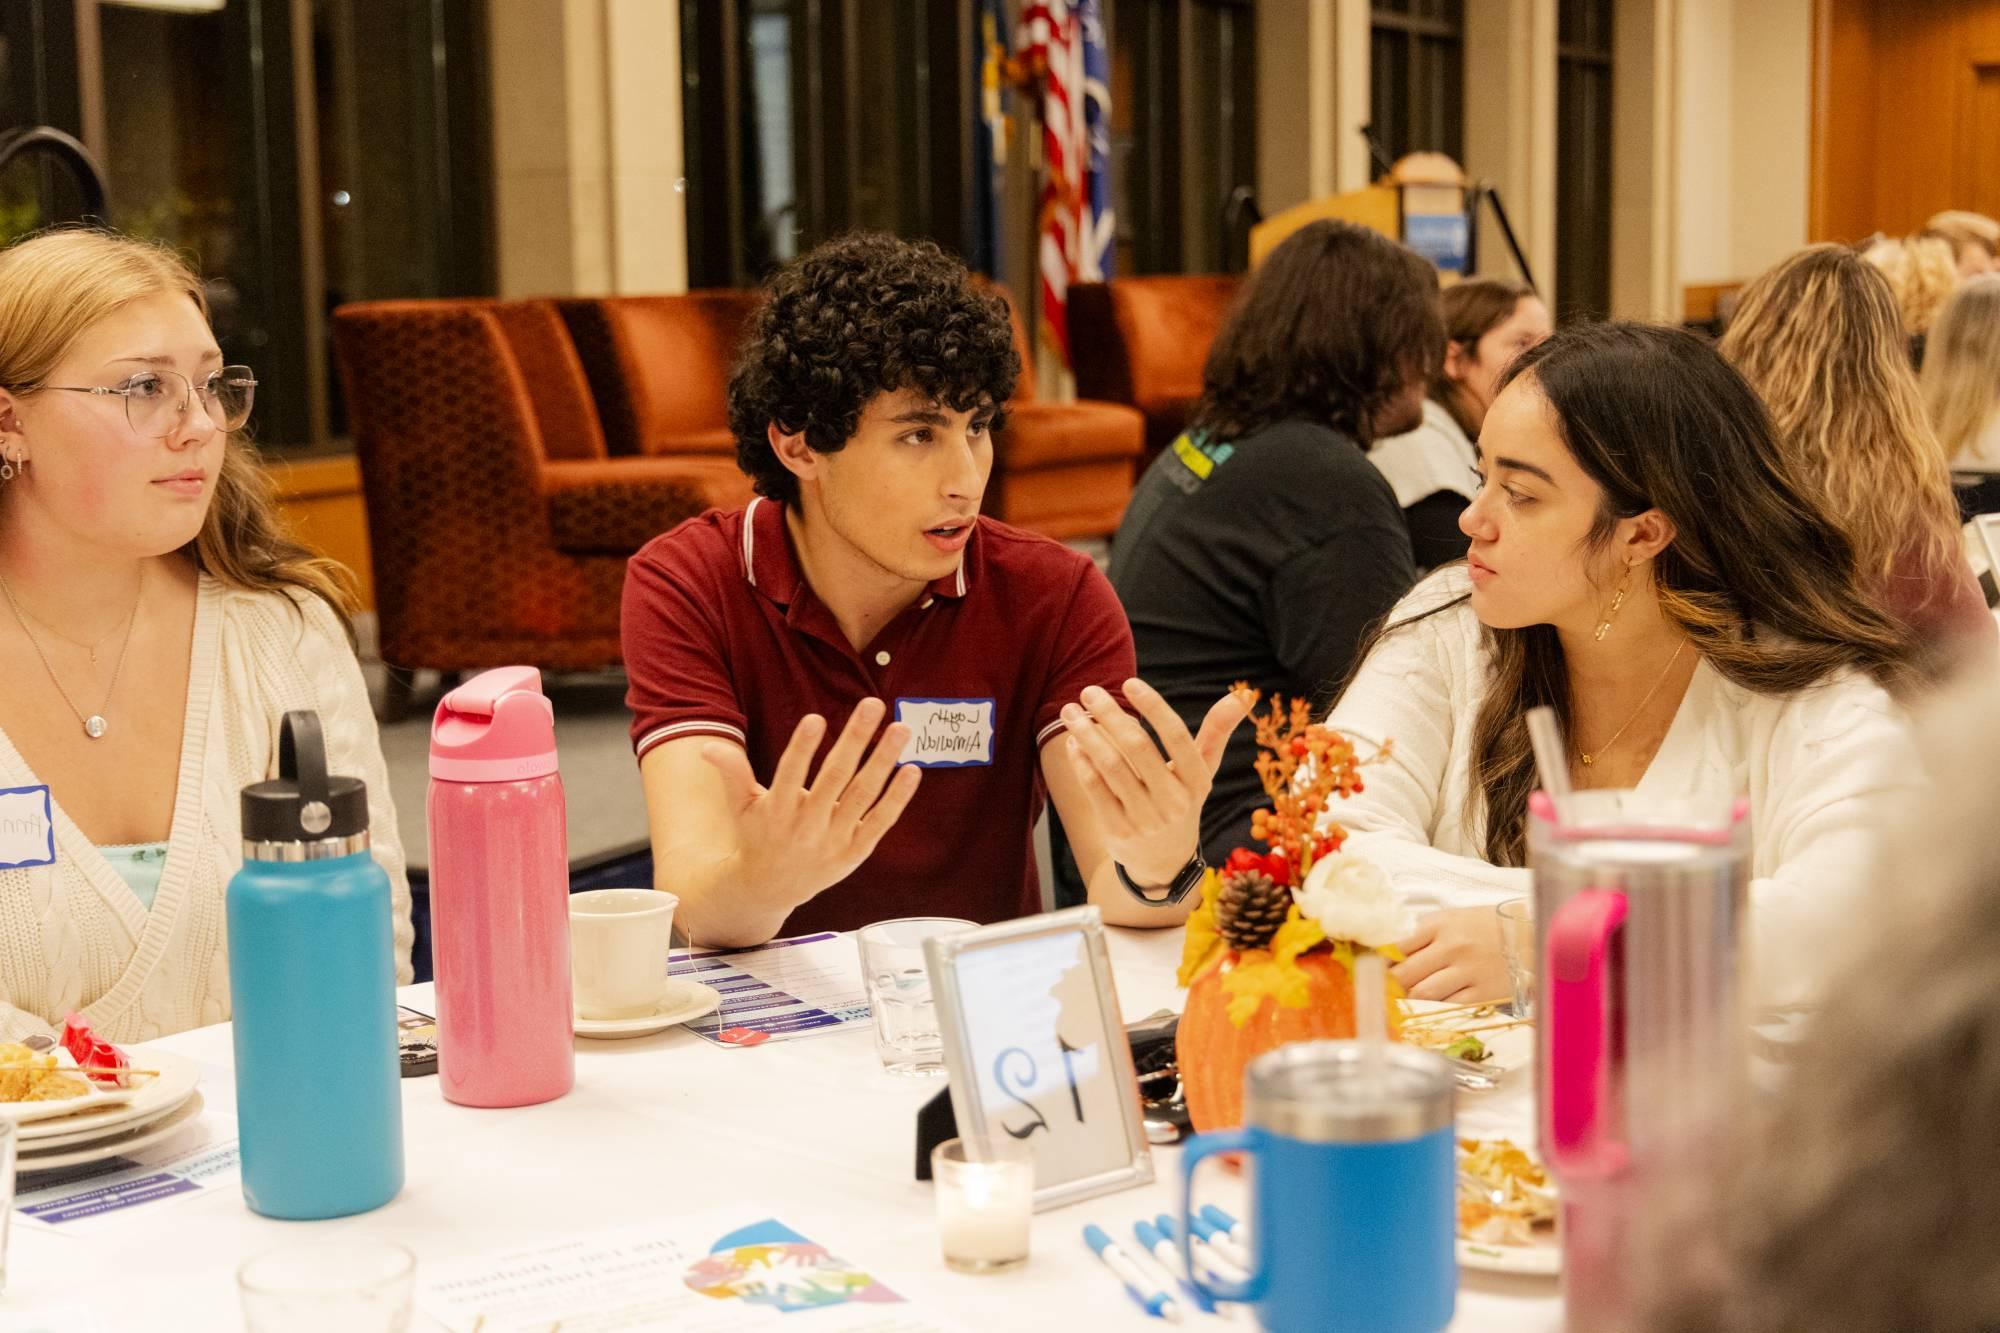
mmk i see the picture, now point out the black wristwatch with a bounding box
[1115,853,1207,907]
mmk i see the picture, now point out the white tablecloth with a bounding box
[5,929,1563,1331]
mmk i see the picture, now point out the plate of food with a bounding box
[0,1042,148,1125]
[1455,1136,1559,1275]
[1398,1000,1533,1083]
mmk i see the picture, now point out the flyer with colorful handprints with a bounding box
[419,1212,962,1332]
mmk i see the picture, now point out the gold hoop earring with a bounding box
[1593,561,1635,642]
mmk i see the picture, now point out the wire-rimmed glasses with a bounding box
[37,365,257,438]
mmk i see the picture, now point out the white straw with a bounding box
[1355,951,1388,1074]
[1525,705,1571,820]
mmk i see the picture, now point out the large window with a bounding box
[1555,0,1613,320]
[1110,0,1256,275]
[1,0,492,449]
[681,0,970,288]
[1369,0,1464,167]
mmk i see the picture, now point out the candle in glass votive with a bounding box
[932,1136,1034,1273]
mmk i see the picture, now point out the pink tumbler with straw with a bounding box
[1532,789,1750,1330]
[428,667,574,1107]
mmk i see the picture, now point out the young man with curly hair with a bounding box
[622,234,1244,946]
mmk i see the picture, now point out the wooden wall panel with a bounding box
[1814,0,2000,242]
[1810,0,1876,244]
[267,454,375,612]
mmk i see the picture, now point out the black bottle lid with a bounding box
[241,711,370,845]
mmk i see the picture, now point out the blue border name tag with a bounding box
[0,786,56,870]
[895,698,996,768]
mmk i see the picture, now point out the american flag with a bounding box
[1017,0,1112,367]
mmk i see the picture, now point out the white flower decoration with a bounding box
[1294,852,1409,948]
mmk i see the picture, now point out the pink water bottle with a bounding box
[428,666,574,1107]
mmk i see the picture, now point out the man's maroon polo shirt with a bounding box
[622,497,1136,935]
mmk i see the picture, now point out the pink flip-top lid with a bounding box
[429,666,558,784]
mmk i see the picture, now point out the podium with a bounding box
[1249,151,1530,288]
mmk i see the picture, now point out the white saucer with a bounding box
[573,978,722,1039]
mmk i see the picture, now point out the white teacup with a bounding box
[569,888,678,1020]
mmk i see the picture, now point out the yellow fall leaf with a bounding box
[1175,869,1225,988]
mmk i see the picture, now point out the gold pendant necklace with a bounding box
[1579,641,1688,769]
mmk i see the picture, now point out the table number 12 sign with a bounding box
[925,907,1153,1211]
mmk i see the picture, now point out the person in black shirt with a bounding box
[1085,221,1443,873]
[1369,279,1551,569]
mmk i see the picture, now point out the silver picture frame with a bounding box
[924,905,1154,1212]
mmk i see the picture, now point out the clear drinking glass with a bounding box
[238,1238,415,1333]
[932,1135,1034,1273]
[857,917,975,1076]
[1496,897,1535,1019]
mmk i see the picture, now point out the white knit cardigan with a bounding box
[0,577,413,1043]
[1326,568,1928,1010]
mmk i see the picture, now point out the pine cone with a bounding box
[1215,870,1290,952]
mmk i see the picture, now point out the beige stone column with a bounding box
[1331,0,1373,192]
[1462,0,1558,292]
[487,0,688,297]
[1611,0,1679,320]
[1255,0,1340,212]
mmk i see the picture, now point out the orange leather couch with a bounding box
[564,288,1143,540]
[985,283,1145,540]
[559,292,760,458]
[331,299,744,678]
[1069,275,1243,469]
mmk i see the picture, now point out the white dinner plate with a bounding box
[18,1090,207,1174]
[21,1088,197,1151]
[16,1050,200,1142]
[1456,1233,1560,1276]
[1399,1001,1533,1079]
[574,978,722,1039]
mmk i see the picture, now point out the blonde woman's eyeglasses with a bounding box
[34,366,257,438]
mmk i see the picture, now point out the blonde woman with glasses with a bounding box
[1920,274,2000,470]
[0,228,410,1041]
[1720,244,1991,676]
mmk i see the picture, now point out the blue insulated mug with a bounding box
[1179,1041,1456,1332]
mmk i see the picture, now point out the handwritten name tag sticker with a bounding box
[895,698,996,768]
[0,786,55,870]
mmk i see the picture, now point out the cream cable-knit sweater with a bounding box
[1327,567,1927,1010]
[0,576,413,1043]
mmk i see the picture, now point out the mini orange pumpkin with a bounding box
[1177,949,1399,1132]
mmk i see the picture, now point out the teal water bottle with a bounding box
[227,711,404,1219]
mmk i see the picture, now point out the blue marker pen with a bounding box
[1157,1213,1251,1286]
[1200,1204,1243,1242]
[1190,1212,1253,1270]
[1084,1223,1181,1322]
[1134,1219,1218,1314]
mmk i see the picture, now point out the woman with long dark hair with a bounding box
[1104,220,1441,869]
[1328,322,1926,1010]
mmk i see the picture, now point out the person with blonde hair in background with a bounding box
[1631,680,2000,1333]
[0,228,411,1041]
[1923,208,2000,280]
[1370,278,1552,568]
[1920,273,2000,470]
[1721,244,1991,675]
[1864,234,1961,364]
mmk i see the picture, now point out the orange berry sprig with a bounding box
[1232,684,1390,880]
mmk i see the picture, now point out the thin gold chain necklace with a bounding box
[0,565,144,740]
[1578,641,1687,769]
